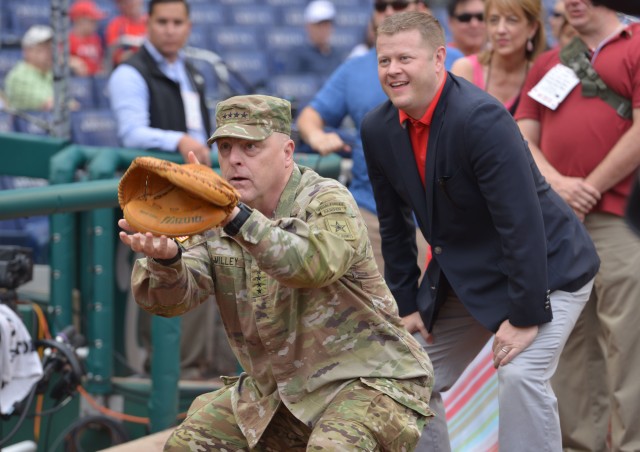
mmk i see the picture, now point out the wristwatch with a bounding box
[223,202,253,237]
[153,239,184,266]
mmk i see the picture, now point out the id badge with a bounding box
[182,90,204,131]
[527,64,580,110]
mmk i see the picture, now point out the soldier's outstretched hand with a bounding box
[118,218,179,261]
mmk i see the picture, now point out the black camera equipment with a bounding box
[0,325,88,449]
[0,245,34,311]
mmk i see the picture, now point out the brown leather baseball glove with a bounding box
[118,156,240,237]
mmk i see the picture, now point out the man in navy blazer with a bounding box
[361,11,600,451]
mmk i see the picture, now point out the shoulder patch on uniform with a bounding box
[325,218,355,240]
[318,200,348,216]
[175,236,190,243]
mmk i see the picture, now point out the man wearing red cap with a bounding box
[69,0,106,76]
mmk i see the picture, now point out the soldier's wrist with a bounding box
[223,202,252,236]
[153,239,183,266]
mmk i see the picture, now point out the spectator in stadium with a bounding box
[288,1,346,81]
[516,0,640,449]
[296,0,460,275]
[107,0,211,166]
[4,25,54,111]
[361,11,599,450]
[108,0,218,380]
[451,0,546,115]
[105,0,147,68]
[69,0,106,76]
[448,0,487,55]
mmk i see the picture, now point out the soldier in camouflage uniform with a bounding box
[118,94,434,451]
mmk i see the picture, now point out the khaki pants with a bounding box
[552,213,640,452]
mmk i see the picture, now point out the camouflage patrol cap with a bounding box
[207,95,292,145]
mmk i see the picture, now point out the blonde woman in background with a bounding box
[451,0,545,115]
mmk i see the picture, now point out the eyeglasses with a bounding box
[453,12,484,22]
[374,1,417,13]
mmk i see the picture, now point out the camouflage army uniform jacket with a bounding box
[131,164,434,447]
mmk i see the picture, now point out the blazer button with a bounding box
[433,246,442,255]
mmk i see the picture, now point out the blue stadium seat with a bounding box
[264,0,306,5]
[210,26,263,53]
[331,0,366,6]
[219,50,270,94]
[189,3,226,26]
[264,26,307,75]
[6,1,50,36]
[0,176,49,264]
[331,26,366,53]
[276,5,306,26]
[333,6,371,28]
[217,0,258,5]
[69,76,98,109]
[264,26,307,52]
[228,5,275,27]
[93,0,118,18]
[70,109,119,147]
[267,74,322,115]
[13,112,52,136]
[92,74,111,109]
[0,112,15,133]
[0,48,23,81]
[188,24,212,50]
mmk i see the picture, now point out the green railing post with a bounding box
[114,149,184,432]
[149,315,181,432]
[83,148,122,394]
[48,145,99,331]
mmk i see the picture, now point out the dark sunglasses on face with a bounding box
[454,12,484,22]
[374,1,416,13]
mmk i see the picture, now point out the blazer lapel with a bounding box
[384,107,429,231]
[424,75,452,239]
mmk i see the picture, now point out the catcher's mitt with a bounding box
[118,157,240,237]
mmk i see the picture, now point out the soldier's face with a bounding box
[217,134,294,213]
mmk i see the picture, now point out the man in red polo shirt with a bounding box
[516,0,640,450]
[361,10,599,451]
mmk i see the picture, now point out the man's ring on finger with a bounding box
[500,347,509,354]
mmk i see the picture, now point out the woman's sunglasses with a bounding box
[454,12,484,22]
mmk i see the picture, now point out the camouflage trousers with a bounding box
[165,379,428,451]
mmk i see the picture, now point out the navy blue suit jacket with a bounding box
[361,74,599,332]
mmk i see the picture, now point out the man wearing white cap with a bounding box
[288,0,346,81]
[4,25,54,111]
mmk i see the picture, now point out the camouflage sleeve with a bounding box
[232,181,370,288]
[130,235,216,317]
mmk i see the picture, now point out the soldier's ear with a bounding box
[284,138,295,168]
